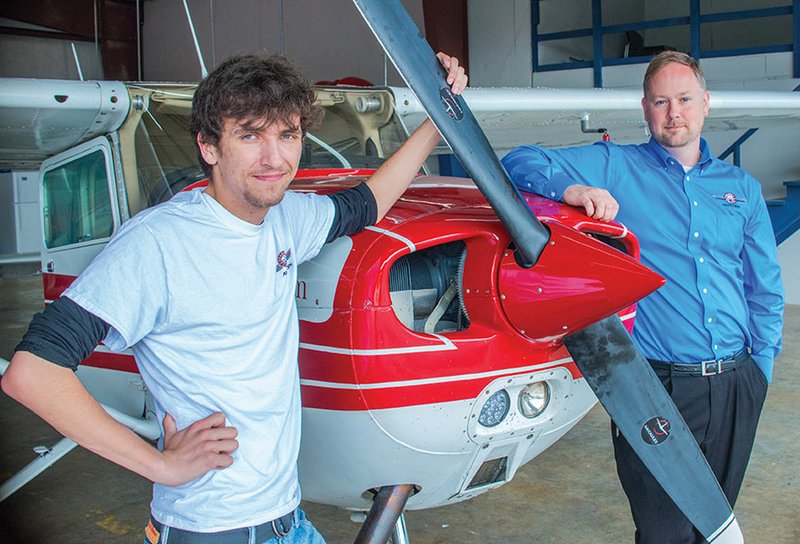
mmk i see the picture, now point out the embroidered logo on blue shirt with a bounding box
[276,249,293,276]
[713,192,747,208]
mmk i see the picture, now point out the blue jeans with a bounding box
[144,508,326,544]
[261,509,326,544]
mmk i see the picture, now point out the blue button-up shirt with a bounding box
[502,138,783,381]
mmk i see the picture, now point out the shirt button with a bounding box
[707,317,713,323]
[693,201,698,206]
[703,288,708,293]
[714,344,719,350]
[550,191,556,197]
[699,257,705,263]
[686,176,691,181]
[694,232,699,238]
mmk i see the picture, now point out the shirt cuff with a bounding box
[515,170,574,202]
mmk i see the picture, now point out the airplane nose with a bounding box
[497,220,664,340]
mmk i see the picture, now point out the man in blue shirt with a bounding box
[503,51,783,543]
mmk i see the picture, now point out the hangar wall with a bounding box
[0,1,424,85]
[467,0,532,87]
[141,0,424,85]
[644,0,794,53]
[470,0,794,77]
[0,18,105,80]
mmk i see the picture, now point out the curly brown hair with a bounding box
[190,53,324,177]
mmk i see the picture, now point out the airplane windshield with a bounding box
[126,86,408,215]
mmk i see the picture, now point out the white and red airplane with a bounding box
[0,76,656,505]
[0,57,798,542]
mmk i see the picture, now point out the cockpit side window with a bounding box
[42,150,113,249]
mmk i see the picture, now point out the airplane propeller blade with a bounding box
[564,316,742,542]
[353,0,549,268]
[351,0,743,542]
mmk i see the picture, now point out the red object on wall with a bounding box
[422,0,469,74]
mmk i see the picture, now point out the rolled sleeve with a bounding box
[502,142,618,200]
[502,146,574,200]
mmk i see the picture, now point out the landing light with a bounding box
[478,390,510,427]
[519,382,550,418]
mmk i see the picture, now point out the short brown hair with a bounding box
[190,53,324,176]
[643,51,706,97]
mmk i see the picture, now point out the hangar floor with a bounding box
[0,272,797,543]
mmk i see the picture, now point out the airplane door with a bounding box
[39,136,121,284]
[38,136,147,418]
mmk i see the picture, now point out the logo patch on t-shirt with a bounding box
[276,249,293,276]
[713,192,747,208]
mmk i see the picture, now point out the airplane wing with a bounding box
[0,78,132,171]
[392,85,800,152]
[352,0,743,542]
[2,78,798,171]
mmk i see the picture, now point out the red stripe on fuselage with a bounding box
[42,273,76,301]
[73,347,578,410]
[82,351,140,374]
[299,361,579,410]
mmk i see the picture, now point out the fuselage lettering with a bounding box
[296,280,308,300]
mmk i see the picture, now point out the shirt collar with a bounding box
[645,137,714,172]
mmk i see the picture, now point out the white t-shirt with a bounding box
[65,188,334,531]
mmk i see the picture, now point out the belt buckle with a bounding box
[271,513,293,538]
[701,359,721,376]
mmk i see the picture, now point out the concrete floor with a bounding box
[0,271,798,543]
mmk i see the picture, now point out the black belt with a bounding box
[649,348,749,377]
[148,510,296,544]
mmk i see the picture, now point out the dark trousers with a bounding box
[611,355,768,544]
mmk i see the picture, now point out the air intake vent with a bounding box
[466,457,508,490]
[583,232,628,254]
